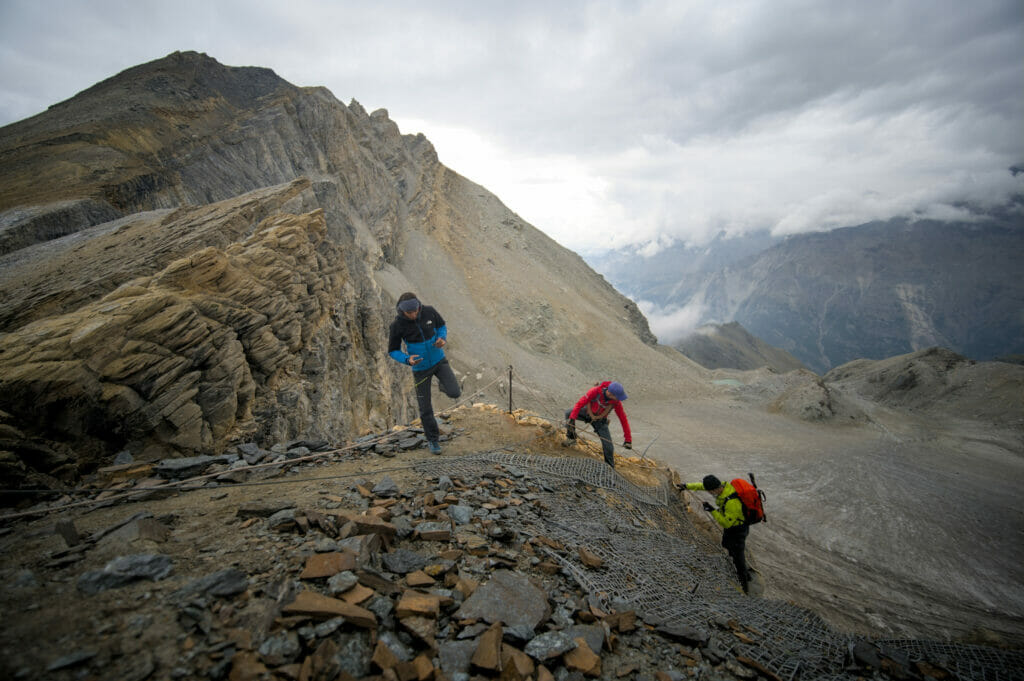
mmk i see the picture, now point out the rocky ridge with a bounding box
[4,405,1004,681]
[0,51,661,493]
[1,192,399,490]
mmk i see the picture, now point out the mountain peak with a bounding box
[58,51,292,116]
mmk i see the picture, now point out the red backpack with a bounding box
[729,477,766,524]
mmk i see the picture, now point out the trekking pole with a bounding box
[640,433,659,465]
[508,365,513,414]
[749,472,767,523]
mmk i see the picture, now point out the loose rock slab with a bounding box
[282,590,376,628]
[454,569,551,631]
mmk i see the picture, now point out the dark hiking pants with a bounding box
[414,359,460,443]
[565,409,615,468]
[722,523,751,592]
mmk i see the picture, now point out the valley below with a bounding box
[624,389,1024,647]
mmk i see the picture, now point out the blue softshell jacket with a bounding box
[387,305,449,372]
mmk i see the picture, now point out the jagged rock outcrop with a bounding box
[0,51,663,490]
[0,193,399,485]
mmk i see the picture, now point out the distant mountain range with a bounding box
[592,215,1024,373]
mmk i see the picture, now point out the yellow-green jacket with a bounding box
[685,481,745,529]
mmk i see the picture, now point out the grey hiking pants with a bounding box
[722,523,751,592]
[414,359,460,443]
[565,409,615,468]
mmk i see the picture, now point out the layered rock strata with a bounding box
[0,191,397,485]
[0,51,659,491]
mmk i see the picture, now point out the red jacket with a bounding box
[569,381,632,443]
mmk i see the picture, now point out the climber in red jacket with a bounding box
[563,380,632,468]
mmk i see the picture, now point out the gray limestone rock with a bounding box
[366,594,395,630]
[267,508,304,533]
[314,537,340,552]
[77,554,173,594]
[382,548,427,575]
[258,631,300,666]
[391,516,414,539]
[448,505,474,525]
[173,568,249,600]
[378,630,415,662]
[453,569,551,632]
[154,455,232,479]
[524,630,577,661]
[334,630,373,678]
[338,534,382,566]
[372,475,400,497]
[10,569,38,590]
[327,570,358,595]
[567,623,606,653]
[850,639,883,669]
[314,617,346,638]
[457,622,489,640]
[438,639,477,676]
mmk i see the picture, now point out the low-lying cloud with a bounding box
[635,299,707,345]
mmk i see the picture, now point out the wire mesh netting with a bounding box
[416,450,1024,681]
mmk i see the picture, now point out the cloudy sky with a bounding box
[1,0,1022,257]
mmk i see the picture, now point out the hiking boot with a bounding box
[428,441,442,455]
[561,438,576,448]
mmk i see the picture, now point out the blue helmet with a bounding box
[605,381,627,401]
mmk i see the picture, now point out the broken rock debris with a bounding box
[14,456,760,681]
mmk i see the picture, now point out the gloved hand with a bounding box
[702,502,714,512]
[622,441,632,449]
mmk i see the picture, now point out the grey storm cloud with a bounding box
[1,0,1022,254]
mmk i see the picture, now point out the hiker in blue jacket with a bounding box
[388,292,461,454]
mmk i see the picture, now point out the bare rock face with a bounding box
[0,53,435,487]
[0,190,398,482]
[0,51,662,491]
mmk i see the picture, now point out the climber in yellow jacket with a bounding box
[680,474,753,593]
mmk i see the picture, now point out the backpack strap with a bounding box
[725,492,752,525]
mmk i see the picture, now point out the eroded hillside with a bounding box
[3,405,1019,681]
[0,51,668,491]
